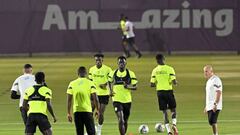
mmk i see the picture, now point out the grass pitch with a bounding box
[0,54,239,135]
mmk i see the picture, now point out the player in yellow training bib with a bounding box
[108,56,138,135]
[150,54,178,135]
[89,54,112,135]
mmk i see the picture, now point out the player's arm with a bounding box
[99,82,108,89]
[212,90,222,113]
[11,91,20,99]
[91,92,100,117]
[124,83,137,90]
[212,79,222,112]
[172,79,177,86]
[46,98,57,123]
[150,83,156,87]
[170,67,177,86]
[88,68,93,81]
[108,81,115,96]
[108,71,115,96]
[23,89,29,111]
[10,78,20,99]
[214,91,222,105]
[23,99,29,111]
[150,69,156,87]
[124,71,138,90]
[67,94,73,123]
[125,23,130,31]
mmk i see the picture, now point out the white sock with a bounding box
[214,134,218,135]
[165,123,171,133]
[97,124,103,131]
[172,118,177,126]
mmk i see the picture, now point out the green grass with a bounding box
[0,55,240,135]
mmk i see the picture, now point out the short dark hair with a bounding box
[78,66,87,75]
[94,53,104,58]
[156,54,165,60]
[125,16,129,20]
[35,72,45,84]
[24,64,32,69]
[118,56,126,61]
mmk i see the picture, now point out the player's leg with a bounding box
[129,37,142,58]
[25,114,37,135]
[20,107,28,125]
[157,91,172,134]
[113,102,125,135]
[168,91,178,135]
[96,96,109,135]
[122,36,130,57]
[74,112,85,135]
[123,103,131,134]
[98,103,106,125]
[208,110,220,135]
[37,114,52,135]
[84,112,96,135]
[42,129,52,135]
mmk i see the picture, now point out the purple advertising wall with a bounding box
[0,0,239,54]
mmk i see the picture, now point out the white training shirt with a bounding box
[205,75,223,111]
[125,20,135,38]
[11,74,36,107]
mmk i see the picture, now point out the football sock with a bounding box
[172,118,177,126]
[165,123,171,133]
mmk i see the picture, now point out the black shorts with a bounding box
[98,95,109,105]
[122,35,127,42]
[113,102,131,121]
[127,37,135,45]
[207,110,220,125]
[25,113,51,133]
[157,90,176,111]
[74,112,95,135]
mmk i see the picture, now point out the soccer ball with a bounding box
[138,124,149,134]
[155,123,165,133]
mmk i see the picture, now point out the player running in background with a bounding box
[118,14,130,58]
[10,64,36,125]
[89,54,112,135]
[108,56,138,135]
[203,65,223,135]
[67,66,100,135]
[23,72,57,135]
[125,17,142,58]
[150,54,178,135]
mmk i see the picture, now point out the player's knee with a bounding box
[99,113,104,119]
[119,119,125,125]
[43,128,52,135]
[208,119,216,126]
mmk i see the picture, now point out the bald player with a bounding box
[203,65,223,135]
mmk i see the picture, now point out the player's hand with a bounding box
[124,84,128,89]
[53,116,57,123]
[203,108,207,114]
[109,91,115,97]
[99,84,107,89]
[212,105,217,112]
[67,113,72,123]
[123,82,129,89]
